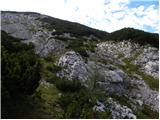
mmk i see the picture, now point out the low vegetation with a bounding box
[40,16,109,39]
[1,31,41,118]
[97,50,158,90]
[54,78,111,118]
[109,28,159,48]
[136,105,159,119]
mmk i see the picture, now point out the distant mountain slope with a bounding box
[39,13,159,48]
[2,11,159,48]
[40,16,109,39]
[109,28,159,48]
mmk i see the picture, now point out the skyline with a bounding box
[0,0,159,33]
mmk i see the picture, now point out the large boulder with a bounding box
[105,71,123,83]
[58,51,89,83]
[88,62,129,95]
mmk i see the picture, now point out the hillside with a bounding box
[1,11,159,119]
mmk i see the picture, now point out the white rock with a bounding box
[134,47,159,79]
[93,100,106,112]
[107,71,123,83]
[106,98,136,119]
[136,100,143,106]
[58,51,89,83]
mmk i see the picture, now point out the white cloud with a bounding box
[0,0,158,33]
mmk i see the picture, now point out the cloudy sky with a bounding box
[1,0,159,33]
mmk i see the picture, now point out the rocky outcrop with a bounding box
[1,12,66,56]
[128,77,159,112]
[93,98,136,119]
[2,12,41,39]
[134,47,159,79]
[93,100,106,112]
[87,62,129,95]
[106,98,136,119]
[96,41,140,65]
[57,51,89,83]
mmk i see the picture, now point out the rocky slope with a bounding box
[1,11,159,119]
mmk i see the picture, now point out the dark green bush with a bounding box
[136,105,159,119]
[55,79,82,92]
[46,64,62,73]
[109,28,159,48]
[1,31,41,118]
[57,88,111,118]
[74,47,89,58]
[40,16,109,39]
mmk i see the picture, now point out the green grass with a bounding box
[22,82,62,119]
[119,62,158,90]
[110,94,159,119]
[110,94,132,108]
[139,72,159,90]
[96,54,159,90]
[15,55,64,118]
[54,36,76,41]
[40,56,63,84]
[2,82,61,119]
[118,48,158,90]
[36,83,59,103]
[136,105,159,119]
[119,57,159,90]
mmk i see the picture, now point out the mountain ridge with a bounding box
[2,11,158,35]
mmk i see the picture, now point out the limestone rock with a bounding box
[1,12,66,56]
[93,100,106,112]
[128,78,159,112]
[88,62,129,95]
[96,41,140,65]
[58,51,89,83]
[105,71,123,83]
[134,47,159,79]
[106,98,136,119]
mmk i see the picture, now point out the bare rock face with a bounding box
[128,77,159,112]
[96,41,140,65]
[93,98,137,119]
[106,98,136,119]
[58,51,89,83]
[1,13,38,40]
[1,12,66,56]
[134,47,159,79]
[105,71,123,83]
[88,62,129,95]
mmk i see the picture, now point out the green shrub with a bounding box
[136,105,159,119]
[55,79,82,92]
[74,47,89,58]
[56,78,111,118]
[2,31,41,96]
[46,63,62,73]
[1,31,41,118]
[65,101,81,118]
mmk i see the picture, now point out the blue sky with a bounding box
[1,0,159,33]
